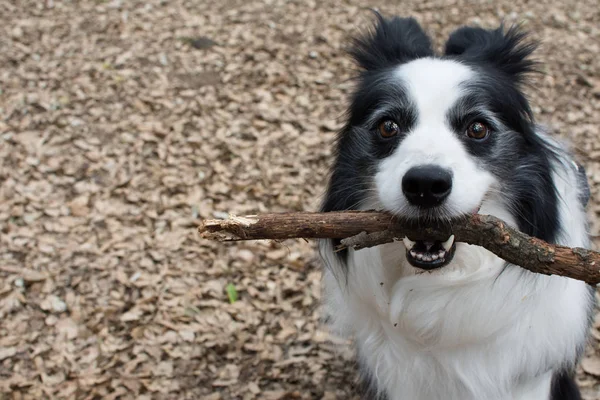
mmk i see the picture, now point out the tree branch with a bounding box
[199,211,600,285]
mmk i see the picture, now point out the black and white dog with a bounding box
[319,14,595,400]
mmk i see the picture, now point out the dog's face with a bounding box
[322,16,560,270]
[372,58,497,269]
[373,58,494,221]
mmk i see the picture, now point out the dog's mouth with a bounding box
[402,235,456,270]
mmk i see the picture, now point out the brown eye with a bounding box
[466,121,489,140]
[379,120,400,138]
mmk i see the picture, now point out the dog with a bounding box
[318,14,595,400]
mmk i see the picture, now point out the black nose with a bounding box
[402,165,452,208]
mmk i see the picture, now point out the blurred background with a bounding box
[0,0,598,399]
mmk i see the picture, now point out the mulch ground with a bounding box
[0,0,599,399]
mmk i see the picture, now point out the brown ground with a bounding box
[0,0,599,399]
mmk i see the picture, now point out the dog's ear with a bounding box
[350,13,433,71]
[444,25,538,81]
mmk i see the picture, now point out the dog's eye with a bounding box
[466,122,489,140]
[378,120,400,138]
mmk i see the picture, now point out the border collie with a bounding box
[319,14,595,400]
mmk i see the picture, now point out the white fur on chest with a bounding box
[324,255,586,400]
[320,160,592,400]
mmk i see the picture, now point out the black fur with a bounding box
[576,162,591,207]
[321,73,415,215]
[350,13,434,72]
[550,371,582,400]
[444,24,539,82]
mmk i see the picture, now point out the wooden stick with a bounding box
[199,211,600,285]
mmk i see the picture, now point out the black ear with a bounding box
[444,25,538,81]
[350,13,434,71]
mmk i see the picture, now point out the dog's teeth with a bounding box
[431,254,438,260]
[442,235,455,251]
[416,254,423,260]
[403,237,416,250]
[438,250,445,257]
[410,250,416,257]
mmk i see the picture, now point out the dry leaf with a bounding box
[582,357,600,377]
[0,347,17,361]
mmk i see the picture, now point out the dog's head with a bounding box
[322,15,560,270]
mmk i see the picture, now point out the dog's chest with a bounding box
[342,279,537,400]
[322,244,587,400]
[347,242,512,347]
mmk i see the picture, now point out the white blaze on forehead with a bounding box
[395,58,474,118]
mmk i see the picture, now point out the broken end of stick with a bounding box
[198,213,259,241]
[228,214,259,227]
[199,230,244,241]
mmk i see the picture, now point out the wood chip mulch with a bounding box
[0,0,599,399]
